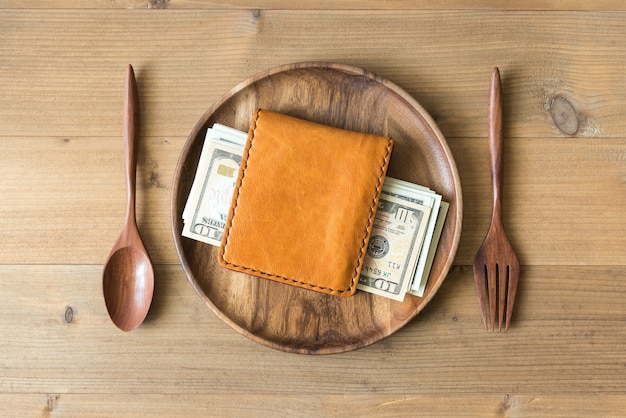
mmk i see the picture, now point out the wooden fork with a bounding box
[473,67,520,331]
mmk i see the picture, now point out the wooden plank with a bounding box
[452,135,626,265]
[0,135,179,265]
[2,0,626,11]
[2,135,626,266]
[0,264,625,395]
[2,393,626,417]
[1,10,625,139]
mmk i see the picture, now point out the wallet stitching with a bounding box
[221,109,394,296]
[349,137,394,293]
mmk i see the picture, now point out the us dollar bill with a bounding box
[357,194,430,302]
[181,125,247,246]
[408,201,449,297]
[182,124,247,222]
[381,177,445,297]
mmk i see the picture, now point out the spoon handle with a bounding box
[124,64,139,227]
[488,67,504,228]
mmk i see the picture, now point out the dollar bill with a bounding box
[381,177,444,297]
[357,194,430,301]
[181,125,247,245]
[408,201,449,297]
[182,124,247,222]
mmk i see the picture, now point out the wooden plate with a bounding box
[171,62,462,354]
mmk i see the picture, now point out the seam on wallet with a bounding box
[222,110,393,296]
[347,136,394,293]
[220,110,262,263]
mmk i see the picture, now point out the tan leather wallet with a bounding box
[218,109,394,297]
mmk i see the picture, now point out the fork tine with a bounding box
[498,264,508,331]
[505,263,520,331]
[487,264,497,331]
[472,263,489,329]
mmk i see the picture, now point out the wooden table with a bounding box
[2,1,625,416]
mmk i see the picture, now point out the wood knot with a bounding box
[550,96,579,135]
[149,171,168,189]
[64,306,74,324]
[495,394,513,416]
[47,394,60,411]
[147,0,168,9]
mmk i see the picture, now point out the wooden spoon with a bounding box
[102,64,154,332]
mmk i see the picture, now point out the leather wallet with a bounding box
[218,109,394,297]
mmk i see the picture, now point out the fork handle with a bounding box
[489,67,504,227]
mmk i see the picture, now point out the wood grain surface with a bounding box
[1,4,625,416]
[2,0,626,10]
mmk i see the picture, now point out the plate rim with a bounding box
[171,61,463,354]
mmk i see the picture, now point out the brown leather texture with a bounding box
[218,109,394,297]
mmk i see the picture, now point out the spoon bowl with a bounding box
[103,246,153,331]
[102,64,154,331]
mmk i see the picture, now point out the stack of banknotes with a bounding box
[182,124,448,301]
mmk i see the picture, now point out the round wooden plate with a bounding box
[171,62,462,354]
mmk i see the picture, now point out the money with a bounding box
[408,201,449,297]
[356,195,430,301]
[381,177,446,298]
[181,122,448,301]
[181,125,247,245]
[182,124,247,221]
